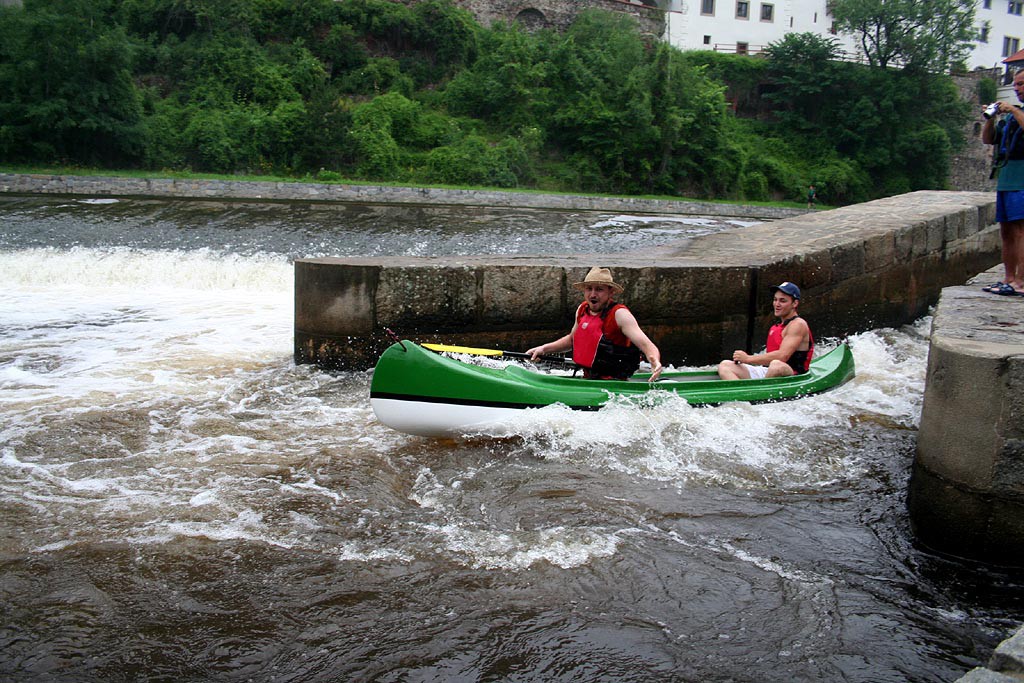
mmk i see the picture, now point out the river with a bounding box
[0,196,1020,682]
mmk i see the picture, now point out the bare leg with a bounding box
[1001,221,1017,286]
[1007,220,1024,291]
[764,360,796,378]
[717,360,751,380]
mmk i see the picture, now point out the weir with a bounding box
[293,190,1000,369]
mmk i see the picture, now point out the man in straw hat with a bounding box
[526,267,663,381]
[716,281,814,380]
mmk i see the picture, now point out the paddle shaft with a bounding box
[499,349,576,365]
[422,343,576,367]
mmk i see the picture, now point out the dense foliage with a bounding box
[829,0,977,72]
[0,0,971,204]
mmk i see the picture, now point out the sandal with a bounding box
[990,282,1023,296]
[982,282,1007,292]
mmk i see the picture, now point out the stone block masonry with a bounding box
[293,190,1001,370]
[909,265,1024,566]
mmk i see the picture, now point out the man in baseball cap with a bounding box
[717,282,814,380]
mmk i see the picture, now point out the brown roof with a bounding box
[1004,48,1024,63]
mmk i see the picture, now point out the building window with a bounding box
[1011,1,1023,15]
[701,0,715,15]
[981,24,991,43]
[736,41,749,54]
[985,0,992,8]
[1005,35,1021,57]
[736,0,749,19]
[760,3,774,21]
[813,11,818,22]
[703,34,712,45]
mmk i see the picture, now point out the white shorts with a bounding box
[740,363,769,380]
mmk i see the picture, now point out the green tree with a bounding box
[410,0,478,72]
[681,51,767,114]
[443,22,550,127]
[0,0,972,202]
[829,0,976,72]
[543,11,727,194]
[0,0,143,164]
[762,33,842,130]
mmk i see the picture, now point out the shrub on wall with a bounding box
[978,77,998,105]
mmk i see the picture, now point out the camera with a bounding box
[984,102,1000,119]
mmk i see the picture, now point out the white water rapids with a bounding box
[0,197,1020,682]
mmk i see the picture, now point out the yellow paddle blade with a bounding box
[422,343,504,357]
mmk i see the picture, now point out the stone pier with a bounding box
[909,265,1024,566]
[294,190,1000,369]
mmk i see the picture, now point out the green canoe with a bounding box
[370,340,856,437]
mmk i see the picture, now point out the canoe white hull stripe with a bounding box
[370,391,600,411]
[371,397,524,437]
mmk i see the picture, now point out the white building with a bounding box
[975,0,1024,75]
[662,0,1024,75]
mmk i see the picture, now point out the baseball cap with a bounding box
[769,282,801,300]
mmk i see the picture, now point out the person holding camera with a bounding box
[981,69,1024,297]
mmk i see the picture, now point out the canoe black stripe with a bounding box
[370,391,603,411]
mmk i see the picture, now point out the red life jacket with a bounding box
[573,302,640,378]
[767,316,814,373]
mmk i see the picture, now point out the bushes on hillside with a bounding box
[0,2,970,203]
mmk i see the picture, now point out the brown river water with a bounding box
[0,196,1020,682]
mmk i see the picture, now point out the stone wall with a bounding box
[293,190,1001,370]
[909,265,1024,565]
[950,69,1001,193]
[447,0,665,37]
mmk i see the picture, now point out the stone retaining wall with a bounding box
[950,70,1000,193]
[447,0,665,37]
[0,173,803,219]
[909,265,1024,566]
[293,190,1001,369]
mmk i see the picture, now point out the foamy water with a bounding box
[1,202,1017,682]
[0,244,925,564]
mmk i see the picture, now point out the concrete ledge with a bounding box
[991,627,1024,674]
[0,172,803,219]
[957,669,1023,682]
[957,625,1024,682]
[293,190,1000,369]
[909,266,1024,565]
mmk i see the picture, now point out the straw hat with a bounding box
[573,267,624,294]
